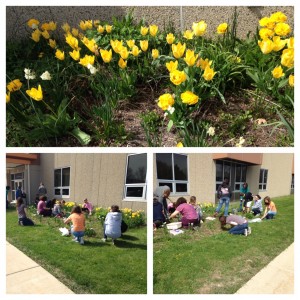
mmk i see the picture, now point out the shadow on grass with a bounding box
[114,240,147,250]
[120,234,139,241]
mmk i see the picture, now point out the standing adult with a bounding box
[239,182,249,212]
[154,185,171,219]
[38,182,47,197]
[16,185,22,199]
[6,186,10,209]
[214,178,232,217]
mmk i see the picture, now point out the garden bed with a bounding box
[6,10,294,147]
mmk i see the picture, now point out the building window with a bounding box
[215,160,247,191]
[156,153,188,194]
[124,154,147,199]
[10,172,24,201]
[259,169,268,191]
[54,167,70,198]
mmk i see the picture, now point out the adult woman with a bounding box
[261,196,277,220]
[154,185,172,219]
[16,197,34,226]
[239,182,249,212]
[64,206,85,245]
[37,196,52,216]
[251,195,263,216]
[169,197,199,228]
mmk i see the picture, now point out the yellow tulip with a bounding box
[48,39,57,49]
[203,66,216,81]
[217,23,228,34]
[6,91,10,103]
[69,49,80,61]
[66,34,79,50]
[281,48,294,68]
[166,33,175,44]
[41,21,56,31]
[259,28,274,40]
[7,79,22,92]
[166,60,178,72]
[126,40,135,48]
[152,49,159,59]
[119,46,129,60]
[171,42,186,59]
[176,142,184,147]
[72,28,79,37]
[170,70,187,85]
[184,49,198,67]
[62,23,70,33]
[288,75,294,87]
[286,37,294,49]
[105,25,112,33]
[118,58,127,69]
[131,45,141,57]
[140,26,149,36]
[181,91,199,105]
[41,30,50,39]
[27,18,39,29]
[31,29,41,42]
[157,93,175,111]
[100,49,112,63]
[272,66,284,79]
[79,55,95,67]
[274,22,291,36]
[97,25,104,34]
[192,21,207,36]
[183,30,194,40]
[259,17,275,29]
[149,25,158,37]
[258,39,274,54]
[140,40,149,52]
[197,58,212,70]
[55,49,65,60]
[26,85,43,101]
[270,11,287,23]
[110,40,123,54]
[272,36,286,52]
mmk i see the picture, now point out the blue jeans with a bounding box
[216,197,230,216]
[229,223,248,235]
[266,212,277,219]
[71,228,84,241]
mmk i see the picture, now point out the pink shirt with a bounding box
[176,203,198,220]
[37,200,46,213]
[83,202,93,212]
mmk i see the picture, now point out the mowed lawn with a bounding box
[153,195,294,294]
[6,209,147,294]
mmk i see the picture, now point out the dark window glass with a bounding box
[126,154,147,184]
[259,169,263,184]
[216,161,223,182]
[54,189,61,195]
[15,173,23,180]
[224,162,231,182]
[156,154,173,180]
[126,187,144,197]
[174,154,187,180]
[62,168,70,186]
[241,165,247,182]
[264,170,268,183]
[54,169,61,186]
[176,183,187,193]
[62,189,69,195]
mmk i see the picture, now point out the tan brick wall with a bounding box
[6,6,294,41]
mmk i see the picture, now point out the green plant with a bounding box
[140,110,163,146]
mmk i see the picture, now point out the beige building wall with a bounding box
[259,153,293,199]
[39,153,146,211]
[6,6,294,41]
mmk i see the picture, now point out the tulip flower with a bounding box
[7,79,22,92]
[158,93,175,111]
[181,91,199,105]
[55,49,65,60]
[26,85,43,101]
[100,49,112,63]
[272,66,284,79]
[203,66,217,81]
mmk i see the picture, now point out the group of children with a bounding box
[153,182,278,236]
[16,195,124,245]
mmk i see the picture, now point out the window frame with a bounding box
[54,166,70,198]
[259,168,268,191]
[156,153,189,195]
[123,153,147,201]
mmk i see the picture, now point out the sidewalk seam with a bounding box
[7,265,40,276]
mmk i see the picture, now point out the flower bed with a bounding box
[6,10,294,146]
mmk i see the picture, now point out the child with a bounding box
[243,192,253,213]
[169,197,199,228]
[251,195,263,216]
[189,196,203,224]
[16,197,34,226]
[219,215,251,236]
[102,205,122,244]
[261,196,277,220]
[82,198,93,215]
[64,206,85,245]
[153,196,166,230]
[52,200,64,218]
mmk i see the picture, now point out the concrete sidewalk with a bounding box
[6,241,74,294]
[236,243,294,294]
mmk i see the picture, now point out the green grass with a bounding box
[6,208,147,294]
[153,195,294,294]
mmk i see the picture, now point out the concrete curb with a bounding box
[6,241,74,294]
[236,243,294,294]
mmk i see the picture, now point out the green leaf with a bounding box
[167,120,173,132]
[278,78,288,89]
[71,127,91,145]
